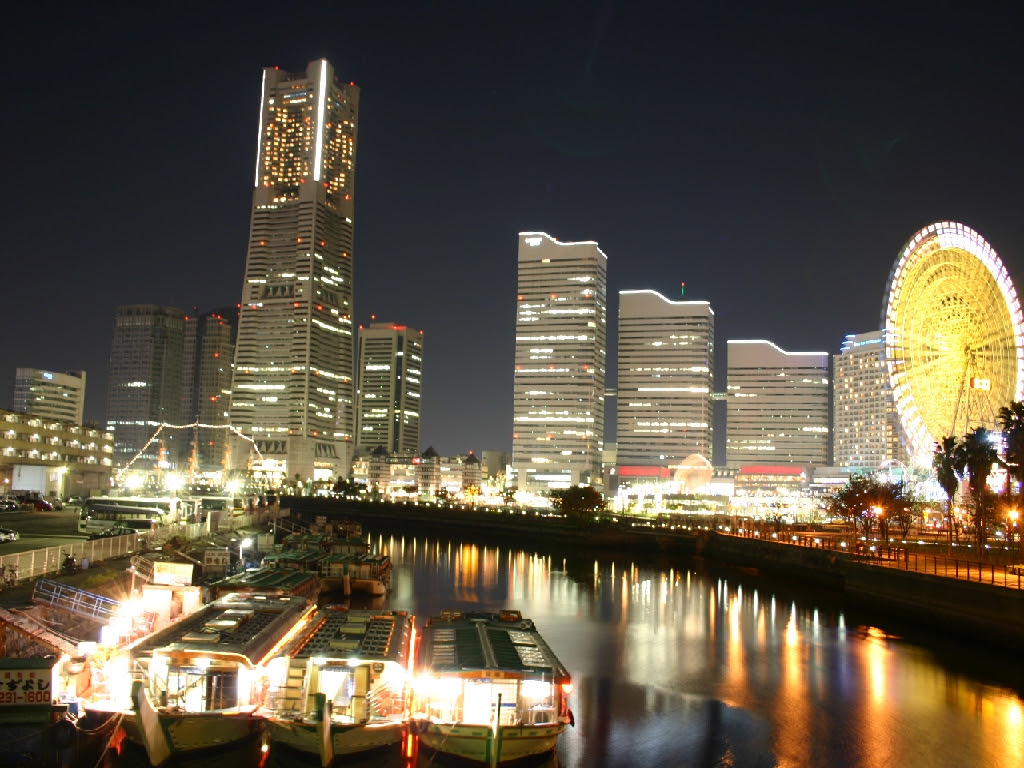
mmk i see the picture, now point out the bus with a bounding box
[78,502,168,534]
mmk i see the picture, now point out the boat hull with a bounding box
[128,681,264,766]
[268,717,404,763]
[415,721,565,765]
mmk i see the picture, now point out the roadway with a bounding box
[0,507,88,554]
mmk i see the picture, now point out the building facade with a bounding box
[0,409,113,498]
[616,289,714,467]
[105,305,185,469]
[10,368,86,424]
[356,323,423,453]
[725,340,830,468]
[229,59,360,485]
[512,232,607,492]
[181,307,239,475]
[832,331,909,470]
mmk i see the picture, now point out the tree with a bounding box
[552,486,605,522]
[998,401,1024,495]
[888,481,921,540]
[827,474,895,540]
[955,427,1000,551]
[933,436,962,546]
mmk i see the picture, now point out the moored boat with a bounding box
[410,609,573,766]
[260,607,415,766]
[123,592,314,766]
[0,655,123,768]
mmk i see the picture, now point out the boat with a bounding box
[0,655,123,768]
[260,607,415,766]
[409,609,574,766]
[319,553,393,596]
[208,565,321,600]
[123,592,315,766]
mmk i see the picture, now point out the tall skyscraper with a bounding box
[181,306,239,474]
[726,340,830,467]
[356,322,424,453]
[616,290,714,467]
[512,232,607,492]
[832,331,909,470]
[11,368,86,424]
[105,305,185,468]
[229,60,359,484]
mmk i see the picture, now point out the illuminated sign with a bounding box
[970,377,991,391]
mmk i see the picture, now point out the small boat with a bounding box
[261,607,415,766]
[208,566,321,600]
[123,592,315,766]
[410,609,573,766]
[319,553,393,596]
[0,655,122,768]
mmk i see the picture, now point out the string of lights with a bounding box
[114,422,264,482]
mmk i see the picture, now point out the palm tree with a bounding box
[933,436,961,547]
[997,401,1024,495]
[955,427,1000,551]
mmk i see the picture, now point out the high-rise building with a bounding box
[181,307,239,474]
[105,305,185,469]
[229,60,359,484]
[11,368,86,424]
[616,290,714,467]
[832,331,909,470]
[512,232,607,492]
[356,322,424,453]
[726,340,830,467]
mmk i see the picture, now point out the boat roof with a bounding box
[129,593,312,664]
[416,611,569,681]
[262,549,325,566]
[210,568,318,594]
[279,608,413,665]
[319,552,391,564]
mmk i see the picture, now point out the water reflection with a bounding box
[110,533,1024,768]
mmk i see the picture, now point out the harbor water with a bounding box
[107,531,1024,768]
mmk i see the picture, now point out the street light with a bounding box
[238,537,253,571]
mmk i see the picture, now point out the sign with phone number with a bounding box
[0,670,53,706]
[0,688,53,705]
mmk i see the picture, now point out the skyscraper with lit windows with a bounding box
[616,290,714,467]
[512,232,607,492]
[726,340,830,467]
[832,331,909,470]
[229,60,359,484]
[356,323,424,454]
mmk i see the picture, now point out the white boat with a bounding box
[261,607,415,766]
[410,610,573,766]
[123,592,314,766]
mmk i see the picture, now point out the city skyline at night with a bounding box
[3,3,1022,457]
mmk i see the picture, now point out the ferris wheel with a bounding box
[883,222,1024,462]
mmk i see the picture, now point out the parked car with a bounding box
[0,527,19,542]
[43,496,64,510]
[0,498,19,511]
[66,496,85,507]
[29,499,54,511]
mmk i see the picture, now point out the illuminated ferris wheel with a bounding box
[883,222,1024,462]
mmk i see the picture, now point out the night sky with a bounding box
[3,2,1022,458]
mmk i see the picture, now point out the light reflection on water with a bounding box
[112,533,1024,768]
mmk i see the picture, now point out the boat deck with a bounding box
[282,609,411,664]
[417,611,569,678]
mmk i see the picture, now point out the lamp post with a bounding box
[1009,510,1019,551]
[239,537,253,572]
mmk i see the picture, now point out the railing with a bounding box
[0,534,141,584]
[718,527,1024,591]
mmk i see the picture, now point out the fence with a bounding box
[0,534,141,585]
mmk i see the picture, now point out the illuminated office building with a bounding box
[726,340,830,467]
[229,59,359,484]
[832,330,909,470]
[105,305,185,468]
[181,307,238,474]
[616,290,714,467]
[512,232,607,491]
[11,368,86,424]
[356,323,424,453]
